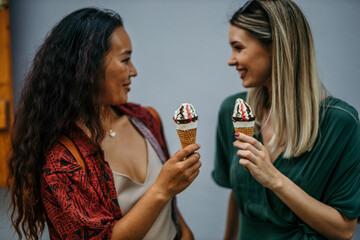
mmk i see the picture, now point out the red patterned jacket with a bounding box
[40,103,172,239]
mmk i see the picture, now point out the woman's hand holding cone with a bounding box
[153,144,201,201]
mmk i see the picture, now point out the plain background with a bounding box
[2,0,359,239]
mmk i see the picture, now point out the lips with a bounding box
[238,69,247,78]
[123,82,131,91]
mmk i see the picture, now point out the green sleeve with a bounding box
[212,92,247,188]
[321,103,360,219]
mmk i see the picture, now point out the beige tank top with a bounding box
[112,139,176,240]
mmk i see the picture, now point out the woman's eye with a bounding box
[122,58,130,63]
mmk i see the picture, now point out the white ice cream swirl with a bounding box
[173,103,198,124]
[232,98,255,121]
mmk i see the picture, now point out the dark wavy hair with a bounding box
[7,8,123,239]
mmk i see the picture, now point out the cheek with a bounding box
[261,58,272,78]
[104,75,128,104]
[235,53,247,64]
[252,53,271,76]
[104,82,128,105]
[107,66,128,85]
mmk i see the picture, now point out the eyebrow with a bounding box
[230,41,241,45]
[120,50,132,56]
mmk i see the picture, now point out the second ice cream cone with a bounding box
[234,127,254,137]
[233,98,256,137]
[232,98,256,171]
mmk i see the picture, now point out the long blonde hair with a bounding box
[231,0,323,157]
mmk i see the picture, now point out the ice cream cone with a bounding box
[173,103,198,148]
[233,98,255,170]
[234,127,254,137]
[232,98,255,137]
[176,128,197,148]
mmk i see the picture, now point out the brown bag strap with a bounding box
[145,106,162,130]
[58,135,117,206]
[58,135,87,172]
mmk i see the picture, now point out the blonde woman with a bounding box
[212,0,360,239]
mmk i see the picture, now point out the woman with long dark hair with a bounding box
[7,8,201,240]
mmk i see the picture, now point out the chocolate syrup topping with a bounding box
[232,116,255,121]
[173,116,198,124]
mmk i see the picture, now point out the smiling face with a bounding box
[104,27,137,106]
[228,25,272,89]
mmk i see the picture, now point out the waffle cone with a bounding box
[234,127,254,137]
[176,128,197,148]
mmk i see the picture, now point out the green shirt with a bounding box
[212,92,360,240]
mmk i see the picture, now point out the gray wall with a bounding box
[8,0,360,239]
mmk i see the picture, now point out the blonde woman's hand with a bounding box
[153,144,201,201]
[233,133,281,189]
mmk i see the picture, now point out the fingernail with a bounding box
[235,132,239,137]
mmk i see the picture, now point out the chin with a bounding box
[121,96,128,104]
[111,96,128,105]
[118,99,127,105]
[242,82,251,88]
[242,80,259,89]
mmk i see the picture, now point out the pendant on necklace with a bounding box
[109,129,116,138]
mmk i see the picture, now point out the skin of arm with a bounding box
[110,144,201,240]
[233,133,357,240]
[223,191,239,240]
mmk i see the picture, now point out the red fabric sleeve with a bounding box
[41,145,119,239]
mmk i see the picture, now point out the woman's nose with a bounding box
[228,56,236,66]
[130,61,137,77]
